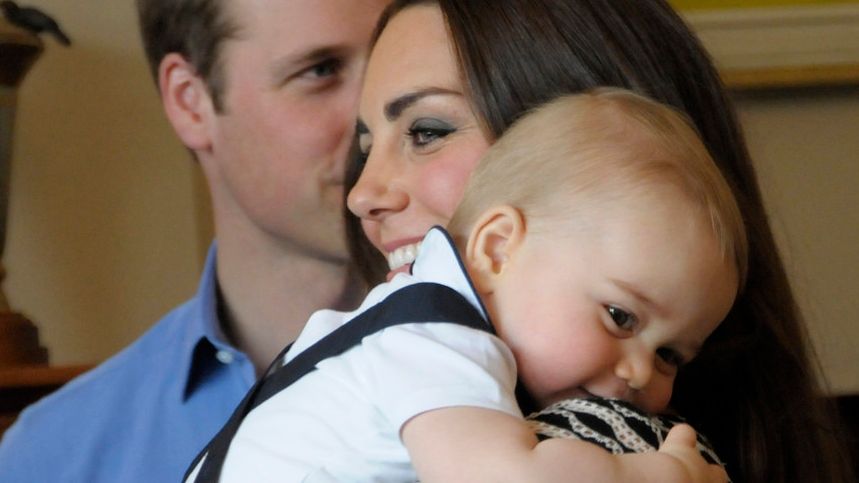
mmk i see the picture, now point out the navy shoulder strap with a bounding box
[188,282,490,482]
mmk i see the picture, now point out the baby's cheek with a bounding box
[640,376,675,414]
[516,352,584,402]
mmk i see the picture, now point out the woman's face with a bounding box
[348,4,491,279]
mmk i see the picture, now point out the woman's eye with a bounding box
[605,305,637,331]
[407,119,454,147]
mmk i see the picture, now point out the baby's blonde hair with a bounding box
[447,88,748,286]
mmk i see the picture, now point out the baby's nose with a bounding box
[614,350,655,391]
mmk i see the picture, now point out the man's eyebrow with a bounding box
[269,46,345,81]
[384,88,460,121]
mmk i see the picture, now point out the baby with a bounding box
[187,88,745,482]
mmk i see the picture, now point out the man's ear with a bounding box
[465,205,526,295]
[159,52,216,152]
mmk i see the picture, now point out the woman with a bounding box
[345,0,853,481]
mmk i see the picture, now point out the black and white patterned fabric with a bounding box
[526,397,730,480]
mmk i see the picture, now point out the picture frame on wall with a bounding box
[675,1,859,89]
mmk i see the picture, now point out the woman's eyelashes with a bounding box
[406,118,455,149]
[354,116,457,164]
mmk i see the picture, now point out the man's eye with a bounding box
[605,305,637,331]
[304,58,341,78]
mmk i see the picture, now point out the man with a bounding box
[0,0,387,480]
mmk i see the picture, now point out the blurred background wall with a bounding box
[3,0,857,394]
[4,1,204,366]
[736,89,859,394]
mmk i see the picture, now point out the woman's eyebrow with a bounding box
[384,87,460,121]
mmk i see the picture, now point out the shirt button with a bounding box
[216,350,235,364]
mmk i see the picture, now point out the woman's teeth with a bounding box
[386,242,421,270]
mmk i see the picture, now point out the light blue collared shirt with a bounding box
[0,244,258,482]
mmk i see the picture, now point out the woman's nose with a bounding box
[347,159,409,221]
[614,350,655,391]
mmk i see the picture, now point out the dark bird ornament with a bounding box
[1,1,70,46]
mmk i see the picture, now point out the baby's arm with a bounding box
[402,406,727,483]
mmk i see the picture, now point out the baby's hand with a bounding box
[658,424,727,483]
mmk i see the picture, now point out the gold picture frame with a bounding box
[680,3,859,89]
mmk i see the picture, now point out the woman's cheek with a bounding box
[423,147,487,220]
[361,218,383,253]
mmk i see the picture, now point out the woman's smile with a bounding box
[386,241,422,272]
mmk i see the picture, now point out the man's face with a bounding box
[202,0,387,262]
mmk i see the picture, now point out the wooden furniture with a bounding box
[0,364,90,437]
[0,15,62,439]
[1,13,50,375]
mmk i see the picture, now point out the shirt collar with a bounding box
[193,243,226,344]
[179,242,237,400]
[413,227,537,411]
[178,229,488,398]
[411,226,491,324]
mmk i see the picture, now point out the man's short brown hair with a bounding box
[136,0,238,110]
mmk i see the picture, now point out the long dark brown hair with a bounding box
[344,0,854,481]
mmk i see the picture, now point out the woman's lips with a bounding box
[383,240,423,282]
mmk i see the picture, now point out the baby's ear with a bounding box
[465,205,526,294]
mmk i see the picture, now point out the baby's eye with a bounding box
[656,347,685,368]
[605,305,637,331]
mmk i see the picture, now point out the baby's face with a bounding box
[479,185,738,413]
